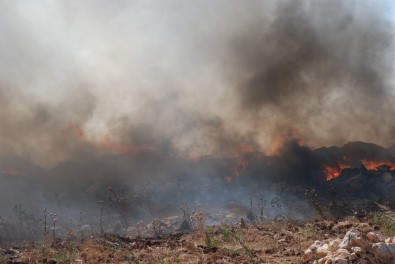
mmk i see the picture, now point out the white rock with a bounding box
[317,244,329,257]
[367,231,385,243]
[328,238,341,251]
[351,246,364,254]
[304,241,324,261]
[339,229,360,249]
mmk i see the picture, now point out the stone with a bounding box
[339,229,360,249]
[317,256,330,264]
[333,248,351,259]
[328,238,341,251]
[304,241,323,261]
[367,231,385,243]
[332,258,348,264]
[372,243,395,263]
[317,244,329,257]
[351,246,364,254]
[353,237,371,249]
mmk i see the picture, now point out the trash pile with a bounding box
[304,229,395,263]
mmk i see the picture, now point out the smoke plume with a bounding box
[0,0,395,234]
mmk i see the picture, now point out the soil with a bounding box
[0,217,379,264]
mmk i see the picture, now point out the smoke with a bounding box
[0,0,395,235]
[0,1,394,165]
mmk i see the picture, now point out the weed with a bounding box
[50,213,57,241]
[204,228,217,248]
[258,198,267,222]
[368,211,395,236]
[246,196,257,223]
[219,223,233,242]
[232,231,255,264]
[179,202,192,231]
[106,186,132,227]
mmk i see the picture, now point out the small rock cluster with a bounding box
[304,229,395,263]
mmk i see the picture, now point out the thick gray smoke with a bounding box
[0,0,395,239]
[0,1,394,166]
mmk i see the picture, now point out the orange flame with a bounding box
[322,163,351,181]
[71,125,157,155]
[361,160,395,170]
[267,135,285,156]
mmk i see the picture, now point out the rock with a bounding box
[354,236,371,249]
[303,249,315,262]
[339,229,360,249]
[277,238,287,243]
[305,229,395,264]
[317,256,331,264]
[4,249,19,255]
[334,221,353,230]
[351,246,364,254]
[333,248,351,259]
[317,244,329,257]
[367,231,385,243]
[332,258,348,264]
[372,243,395,263]
[328,238,341,251]
[304,241,323,261]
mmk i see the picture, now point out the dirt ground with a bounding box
[0,217,380,264]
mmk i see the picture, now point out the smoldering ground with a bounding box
[0,0,395,238]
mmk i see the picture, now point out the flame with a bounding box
[266,135,285,156]
[1,167,24,176]
[93,134,157,154]
[361,160,395,170]
[71,125,157,155]
[322,163,351,181]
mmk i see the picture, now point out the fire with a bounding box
[267,135,285,156]
[361,160,395,170]
[322,163,351,181]
[71,125,157,155]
